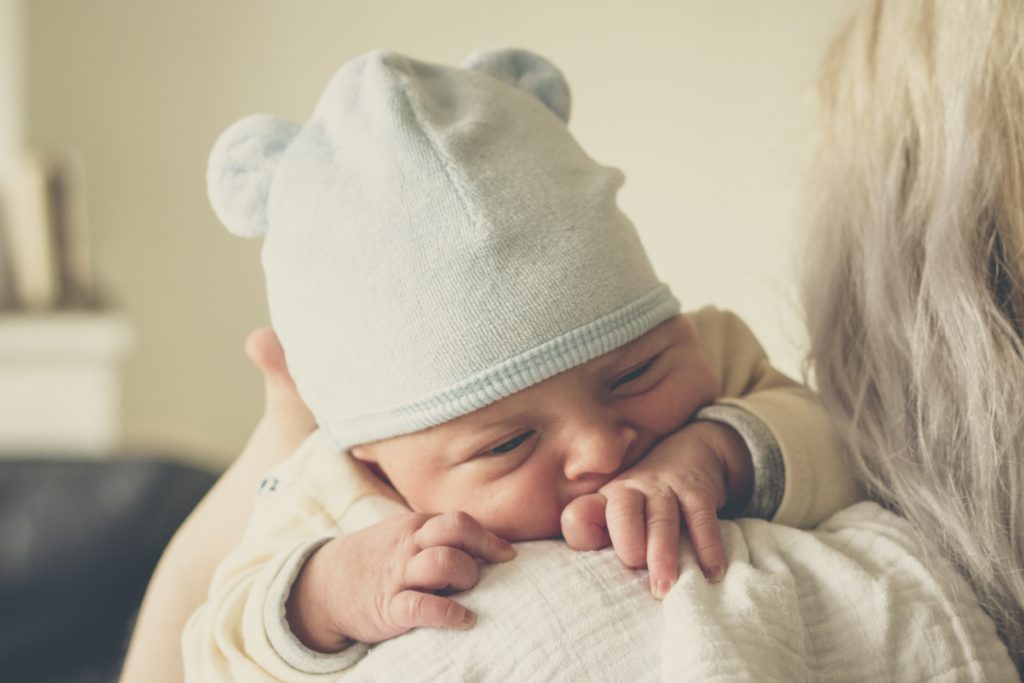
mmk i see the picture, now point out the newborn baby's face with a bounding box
[350,314,719,541]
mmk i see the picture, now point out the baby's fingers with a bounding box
[681,491,728,582]
[645,493,680,600]
[605,487,647,568]
[405,546,479,592]
[389,590,476,631]
[561,493,610,550]
[414,511,515,564]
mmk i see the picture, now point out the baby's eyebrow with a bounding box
[440,422,525,464]
[609,333,665,366]
[469,415,525,435]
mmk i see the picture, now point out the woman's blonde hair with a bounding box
[803,0,1024,671]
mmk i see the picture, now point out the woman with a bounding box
[803,0,1024,672]
[118,329,318,683]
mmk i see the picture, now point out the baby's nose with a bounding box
[563,423,639,481]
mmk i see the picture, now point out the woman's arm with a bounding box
[119,328,316,683]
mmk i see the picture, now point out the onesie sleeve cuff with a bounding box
[695,404,785,519]
[263,537,370,674]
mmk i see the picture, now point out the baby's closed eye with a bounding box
[609,356,659,391]
[488,430,536,455]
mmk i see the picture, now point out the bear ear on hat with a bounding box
[462,48,571,123]
[207,114,302,238]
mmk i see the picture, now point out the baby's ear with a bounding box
[207,114,301,238]
[462,48,571,123]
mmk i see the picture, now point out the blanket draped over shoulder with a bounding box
[344,502,1015,682]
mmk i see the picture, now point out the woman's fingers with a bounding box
[388,590,476,631]
[245,327,317,430]
[644,492,681,599]
[413,511,516,564]
[560,493,611,550]
[245,327,295,390]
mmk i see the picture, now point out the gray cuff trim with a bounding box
[263,538,369,674]
[695,404,785,520]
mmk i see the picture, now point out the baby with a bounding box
[184,49,859,680]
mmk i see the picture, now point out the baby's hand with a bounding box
[561,421,751,598]
[285,511,516,652]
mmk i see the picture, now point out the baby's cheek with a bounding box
[476,491,564,542]
[660,364,720,430]
[393,466,565,541]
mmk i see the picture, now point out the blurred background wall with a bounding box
[8,0,858,469]
[0,0,20,151]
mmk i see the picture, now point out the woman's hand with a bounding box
[286,511,516,651]
[245,327,317,444]
[120,327,317,683]
[560,421,752,598]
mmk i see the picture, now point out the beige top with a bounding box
[181,307,863,681]
[688,307,863,527]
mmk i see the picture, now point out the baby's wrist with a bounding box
[285,539,354,653]
[681,420,754,515]
[694,404,785,519]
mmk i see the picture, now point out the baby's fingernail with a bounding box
[462,610,477,628]
[497,538,516,557]
[705,566,726,583]
[653,579,672,600]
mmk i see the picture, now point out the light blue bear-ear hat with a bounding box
[207,48,680,451]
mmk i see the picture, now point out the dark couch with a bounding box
[0,457,217,683]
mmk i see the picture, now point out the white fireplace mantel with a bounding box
[0,312,134,455]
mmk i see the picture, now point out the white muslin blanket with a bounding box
[341,502,1016,682]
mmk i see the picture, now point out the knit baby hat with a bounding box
[208,48,680,450]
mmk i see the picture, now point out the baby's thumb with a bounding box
[561,494,611,550]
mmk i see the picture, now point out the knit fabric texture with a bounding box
[207,48,680,450]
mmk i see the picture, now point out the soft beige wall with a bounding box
[0,0,22,151]
[24,0,857,469]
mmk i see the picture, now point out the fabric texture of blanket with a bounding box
[339,502,1015,682]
